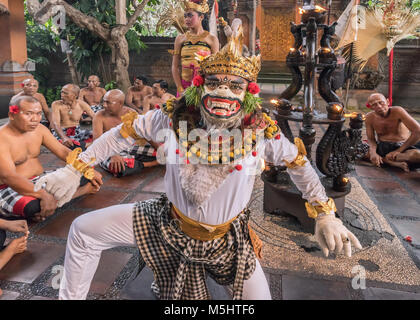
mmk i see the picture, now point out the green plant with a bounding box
[59,0,155,83]
[40,86,63,106]
[25,4,62,88]
[105,81,117,91]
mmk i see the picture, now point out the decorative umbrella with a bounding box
[337,0,420,105]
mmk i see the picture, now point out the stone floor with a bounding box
[0,120,419,300]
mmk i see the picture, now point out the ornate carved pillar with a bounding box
[259,0,297,62]
[0,0,34,117]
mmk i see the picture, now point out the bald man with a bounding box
[365,93,420,172]
[79,75,107,124]
[93,89,159,177]
[51,84,95,150]
[0,96,102,222]
[12,78,51,127]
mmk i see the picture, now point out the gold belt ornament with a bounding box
[171,205,263,259]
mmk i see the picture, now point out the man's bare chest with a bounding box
[84,90,102,104]
[103,118,122,132]
[11,136,41,165]
[373,116,401,135]
[60,105,83,121]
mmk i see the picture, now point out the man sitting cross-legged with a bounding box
[0,96,102,222]
[365,93,420,172]
[79,75,107,124]
[0,219,28,297]
[12,78,51,128]
[93,89,159,177]
[142,80,176,114]
[51,84,96,150]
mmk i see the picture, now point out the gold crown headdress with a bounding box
[182,0,209,14]
[198,19,261,82]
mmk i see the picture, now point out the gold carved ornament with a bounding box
[66,148,96,180]
[198,18,261,82]
[305,198,337,219]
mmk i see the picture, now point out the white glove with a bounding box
[315,214,362,258]
[34,165,82,207]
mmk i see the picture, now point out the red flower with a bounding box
[247,82,260,95]
[192,75,205,87]
[405,236,412,243]
[9,105,20,114]
[20,83,25,88]
[366,103,372,109]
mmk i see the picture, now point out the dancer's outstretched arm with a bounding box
[264,133,362,258]
[35,110,170,206]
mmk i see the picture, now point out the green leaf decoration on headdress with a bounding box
[243,91,262,114]
[184,85,202,107]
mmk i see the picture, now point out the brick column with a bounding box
[0,0,35,117]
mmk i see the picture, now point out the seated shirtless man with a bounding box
[51,84,95,150]
[0,96,102,222]
[0,219,28,297]
[142,80,175,114]
[12,78,51,128]
[93,89,159,177]
[365,93,420,172]
[125,75,152,113]
[79,75,107,124]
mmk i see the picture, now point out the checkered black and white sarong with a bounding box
[51,125,92,143]
[132,195,256,300]
[99,144,156,172]
[0,175,43,218]
[91,104,103,113]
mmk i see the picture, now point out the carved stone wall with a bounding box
[41,37,177,93]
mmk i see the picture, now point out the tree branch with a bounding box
[26,0,109,40]
[122,0,151,33]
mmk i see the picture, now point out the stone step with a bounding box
[120,266,231,300]
[258,74,292,84]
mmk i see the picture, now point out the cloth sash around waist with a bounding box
[171,204,239,241]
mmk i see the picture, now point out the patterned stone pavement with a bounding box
[0,120,419,300]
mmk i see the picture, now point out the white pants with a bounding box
[59,203,272,300]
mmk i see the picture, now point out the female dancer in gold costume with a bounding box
[172,0,219,96]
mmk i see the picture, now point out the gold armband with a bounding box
[305,198,336,219]
[284,137,307,169]
[66,148,96,180]
[119,111,147,145]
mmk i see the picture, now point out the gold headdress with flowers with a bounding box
[197,18,261,82]
[182,0,209,14]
